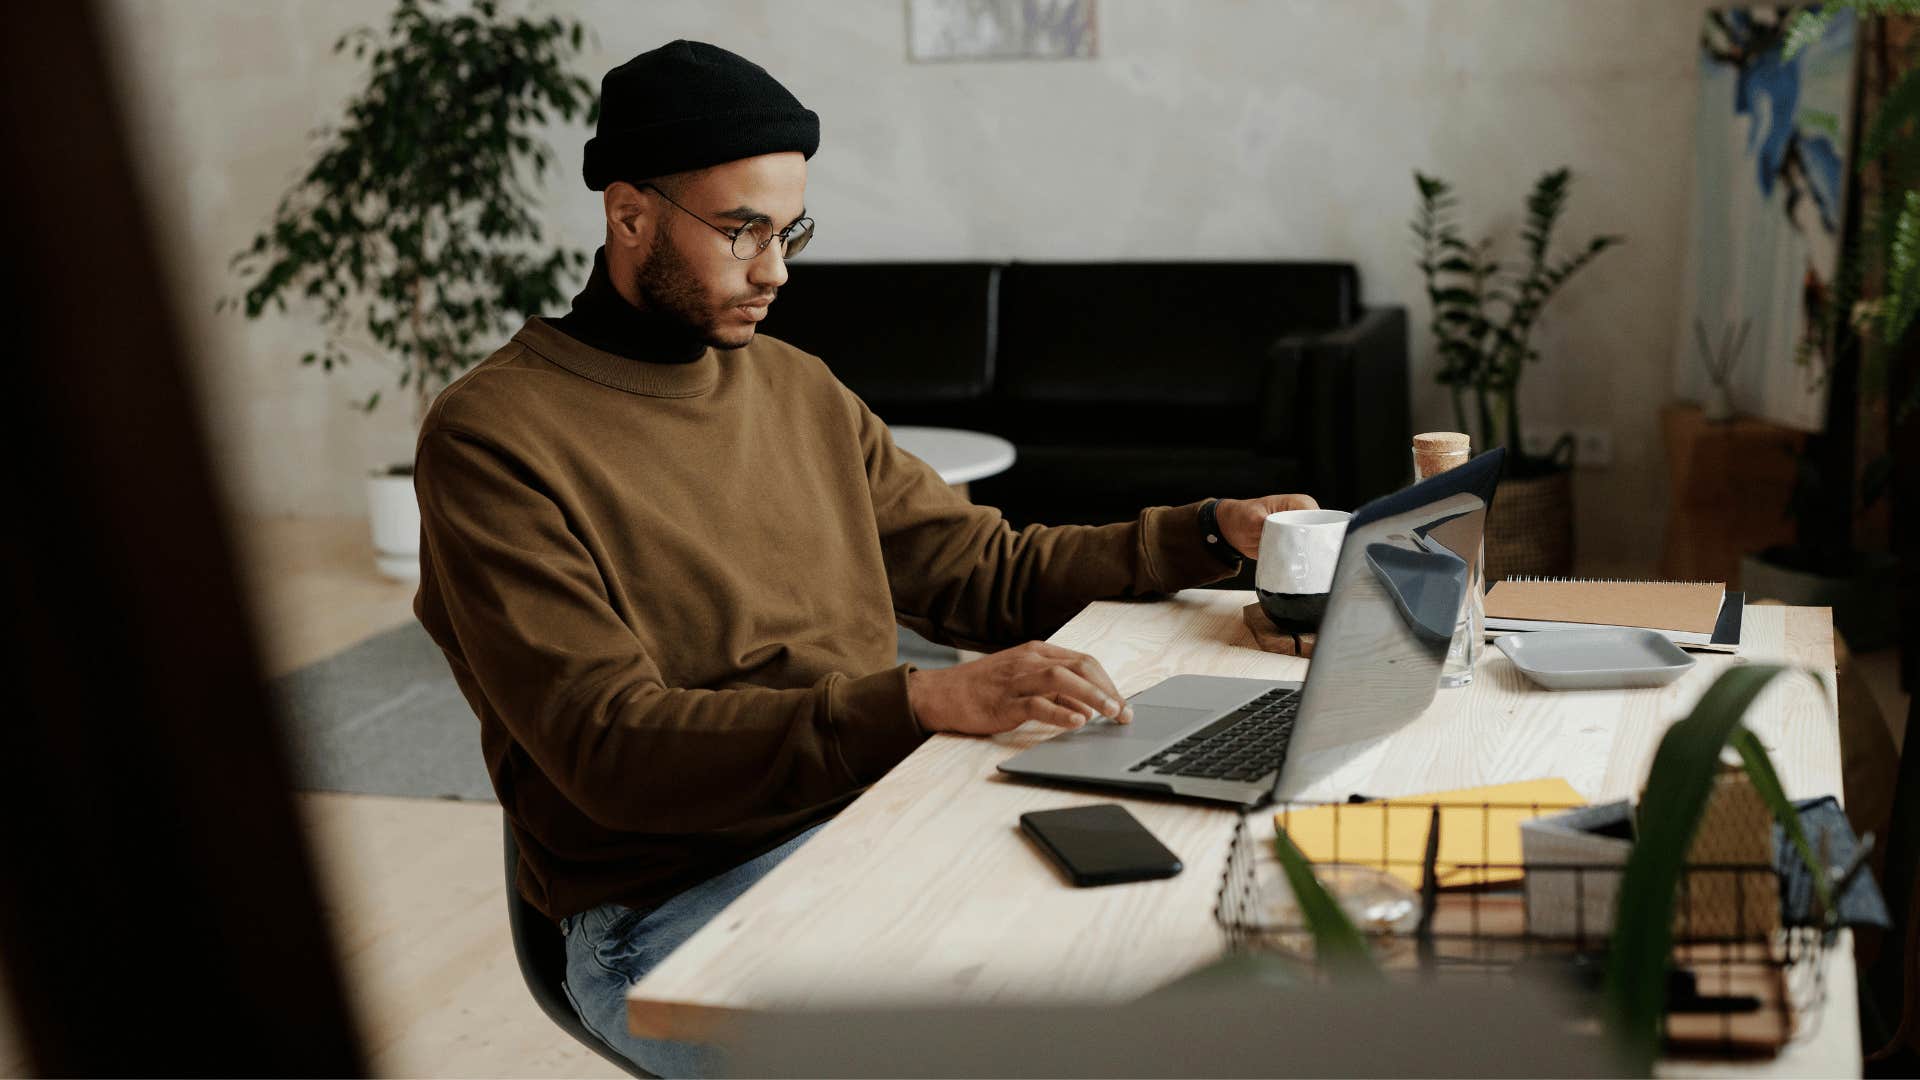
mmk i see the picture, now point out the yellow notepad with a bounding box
[1272,778,1587,890]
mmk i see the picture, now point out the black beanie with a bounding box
[582,40,820,191]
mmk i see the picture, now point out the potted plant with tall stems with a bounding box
[1411,168,1623,579]
[221,0,597,578]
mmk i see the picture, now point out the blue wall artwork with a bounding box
[1675,6,1859,432]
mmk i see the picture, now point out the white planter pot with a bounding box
[366,469,421,581]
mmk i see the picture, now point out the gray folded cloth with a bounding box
[1778,795,1890,929]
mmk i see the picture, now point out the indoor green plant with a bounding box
[221,0,597,578]
[1231,665,1832,1075]
[1411,168,1623,578]
[1739,2,1918,657]
[1283,666,1830,1073]
[1605,664,1836,1074]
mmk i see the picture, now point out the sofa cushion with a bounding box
[969,445,1307,528]
[994,262,1359,407]
[757,263,999,407]
[977,399,1257,450]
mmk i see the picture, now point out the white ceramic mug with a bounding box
[1255,509,1351,629]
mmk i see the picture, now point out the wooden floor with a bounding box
[240,517,624,1078]
[0,517,625,1078]
[301,792,621,1077]
[1862,643,1912,755]
[0,514,1908,1075]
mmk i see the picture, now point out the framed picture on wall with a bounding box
[907,0,1097,62]
[1674,6,1861,433]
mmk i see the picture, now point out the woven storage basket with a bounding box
[1485,468,1573,580]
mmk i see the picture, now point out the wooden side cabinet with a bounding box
[1660,403,1805,586]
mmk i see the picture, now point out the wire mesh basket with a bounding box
[1212,798,1848,1056]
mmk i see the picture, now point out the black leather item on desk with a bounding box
[758,260,1410,566]
[1780,795,1892,929]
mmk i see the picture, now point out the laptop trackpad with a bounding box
[1005,703,1216,774]
[1094,703,1218,741]
[1128,674,1277,713]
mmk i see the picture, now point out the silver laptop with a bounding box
[998,448,1505,807]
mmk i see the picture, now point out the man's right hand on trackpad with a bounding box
[906,641,1134,736]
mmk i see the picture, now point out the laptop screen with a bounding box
[1270,448,1505,802]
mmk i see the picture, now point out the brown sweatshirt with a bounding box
[412,317,1237,920]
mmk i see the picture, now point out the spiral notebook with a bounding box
[1483,578,1744,652]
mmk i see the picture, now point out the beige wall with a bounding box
[104,0,1722,573]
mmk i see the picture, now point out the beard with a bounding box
[631,224,765,351]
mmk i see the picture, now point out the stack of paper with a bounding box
[1272,778,1587,890]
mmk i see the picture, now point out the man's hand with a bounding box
[907,641,1134,736]
[1215,494,1321,559]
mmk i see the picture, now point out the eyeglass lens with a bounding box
[732,218,813,260]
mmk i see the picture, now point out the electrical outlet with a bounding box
[1574,427,1612,468]
[1520,430,1559,458]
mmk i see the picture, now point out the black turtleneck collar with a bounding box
[551,247,708,365]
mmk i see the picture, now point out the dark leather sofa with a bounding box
[760,261,1409,584]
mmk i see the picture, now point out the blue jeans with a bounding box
[559,823,826,1078]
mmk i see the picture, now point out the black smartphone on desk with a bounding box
[1018,803,1182,886]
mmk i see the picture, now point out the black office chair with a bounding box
[503,820,656,1078]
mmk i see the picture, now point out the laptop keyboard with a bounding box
[1128,688,1301,783]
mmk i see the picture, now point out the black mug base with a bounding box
[1257,588,1329,632]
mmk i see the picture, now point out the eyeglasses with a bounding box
[641,183,814,261]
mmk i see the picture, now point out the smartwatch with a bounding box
[1197,499,1243,568]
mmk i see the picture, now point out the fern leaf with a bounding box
[1862,64,1920,165]
[1781,8,1836,61]
[1883,190,1920,345]
[1801,107,1842,137]
[1523,168,1572,268]
[1414,171,1451,200]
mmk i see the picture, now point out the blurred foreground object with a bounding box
[0,2,365,1074]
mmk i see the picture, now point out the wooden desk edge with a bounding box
[628,998,742,1044]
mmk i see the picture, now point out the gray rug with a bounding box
[270,621,960,801]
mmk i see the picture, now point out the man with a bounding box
[413,40,1318,1077]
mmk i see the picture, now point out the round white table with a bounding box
[890,426,1016,495]
[890,426,1016,663]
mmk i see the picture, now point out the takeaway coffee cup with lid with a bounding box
[1255,509,1352,632]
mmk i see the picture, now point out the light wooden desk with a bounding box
[628,595,1856,1076]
